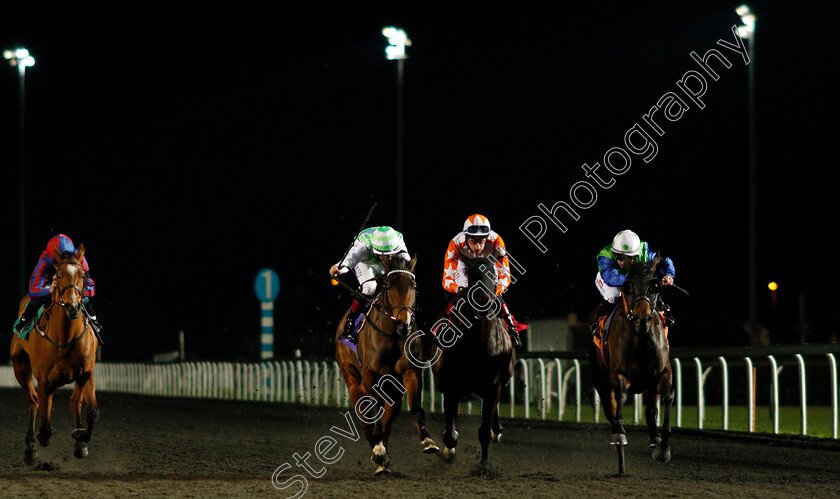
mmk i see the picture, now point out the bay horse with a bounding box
[335,255,439,475]
[431,255,515,472]
[10,246,100,465]
[587,255,673,474]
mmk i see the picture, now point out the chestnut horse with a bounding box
[335,255,438,475]
[432,255,515,472]
[587,255,673,474]
[10,246,100,465]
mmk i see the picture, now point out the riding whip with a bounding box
[336,202,377,270]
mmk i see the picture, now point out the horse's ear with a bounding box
[649,254,660,270]
[76,243,85,261]
[380,255,392,272]
[408,254,417,273]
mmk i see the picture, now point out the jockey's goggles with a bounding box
[615,254,637,262]
[465,226,490,236]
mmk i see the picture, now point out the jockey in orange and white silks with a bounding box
[441,214,527,346]
[442,214,511,296]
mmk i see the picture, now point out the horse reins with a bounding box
[365,269,417,339]
[35,264,91,349]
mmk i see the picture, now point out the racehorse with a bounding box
[431,255,515,472]
[587,255,674,474]
[335,255,438,475]
[9,246,100,465]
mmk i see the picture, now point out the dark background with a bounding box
[1,2,836,362]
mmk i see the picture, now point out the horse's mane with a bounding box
[628,260,652,280]
[58,251,80,265]
[463,256,494,284]
[390,256,409,270]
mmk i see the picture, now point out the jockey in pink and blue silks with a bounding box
[13,234,99,334]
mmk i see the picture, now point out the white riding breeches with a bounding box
[595,271,622,304]
[355,261,385,296]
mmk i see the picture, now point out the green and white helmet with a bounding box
[612,229,641,256]
[368,226,403,256]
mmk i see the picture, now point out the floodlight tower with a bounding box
[4,48,35,294]
[735,6,757,324]
[382,27,411,230]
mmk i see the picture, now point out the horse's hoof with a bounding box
[649,436,661,448]
[36,432,52,448]
[74,442,89,459]
[490,430,502,443]
[24,450,37,466]
[610,433,628,446]
[71,428,91,443]
[421,437,440,454]
[374,465,390,475]
[371,442,390,467]
[652,445,671,463]
[442,446,456,462]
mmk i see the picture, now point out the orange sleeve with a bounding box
[492,235,511,295]
[442,238,460,293]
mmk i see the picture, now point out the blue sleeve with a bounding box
[28,256,53,298]
[598,256,626,287]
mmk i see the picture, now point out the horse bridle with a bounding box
[622,289,663,333]
[366,269,417,338]
[36,262,90,348]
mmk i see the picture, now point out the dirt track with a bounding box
[1,388,839,498]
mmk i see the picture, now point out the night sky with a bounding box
[1,2,837,362]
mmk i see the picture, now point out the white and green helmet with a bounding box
[612,229,641,256]
[363,226,404,256]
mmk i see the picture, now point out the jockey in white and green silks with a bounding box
[329,226,410,341]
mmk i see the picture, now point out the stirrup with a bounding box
[13,316,29,334]
[340,318,357,343]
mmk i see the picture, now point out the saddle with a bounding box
[12,305,46,342]
[592,303,619,351]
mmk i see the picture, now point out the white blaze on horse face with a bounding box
[62,265,81,305]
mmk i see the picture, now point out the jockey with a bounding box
[330,226,410,343]
[442,214,528,347]
[13,234,99,334]
[593,229,676,333]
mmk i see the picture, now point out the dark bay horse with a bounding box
[432,255,515,472]
[335,255,438,475]
[10,246,100,465]
[587,255,673,474]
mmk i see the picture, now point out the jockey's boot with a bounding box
[662,307,676,327]
[83,301,103,334]
[340,296,367,343]
[13,313,30,334]
[590,299,611,337]
[13,298,43,334]
[501,302,527,348]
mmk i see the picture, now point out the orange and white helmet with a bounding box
[463,214,491,237]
